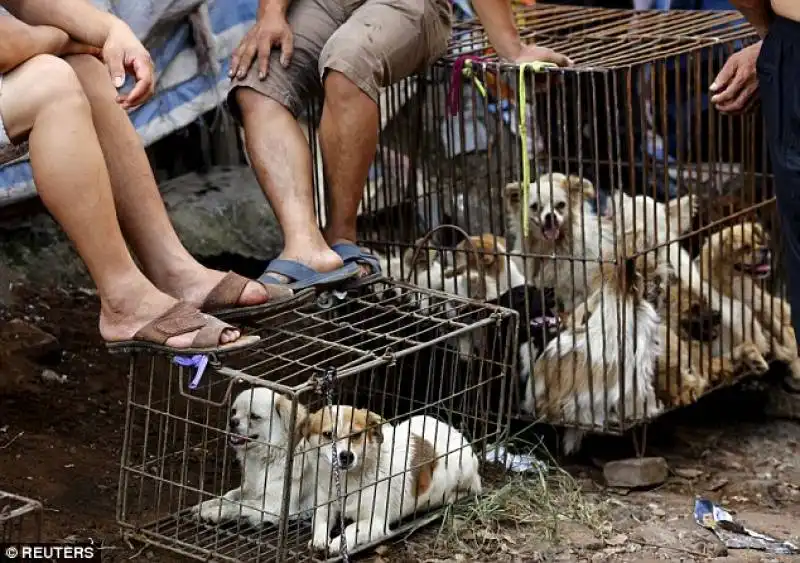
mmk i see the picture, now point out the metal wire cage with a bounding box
[117,281,517,562]
[0,490,43,546]
[316,5,797,453]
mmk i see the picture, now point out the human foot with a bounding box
[99,290,245,350]
[329,239,384,285]
[257,248,359,291]
[263,248,344,284]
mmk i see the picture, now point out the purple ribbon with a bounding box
[447,55,485,116]
[173,354,209,390]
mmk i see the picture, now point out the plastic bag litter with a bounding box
[485,446,548,474]
[694,498,800,555]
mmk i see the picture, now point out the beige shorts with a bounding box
[0,74,9,148]
[228,0,452,119]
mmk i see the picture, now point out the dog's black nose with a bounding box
[229,417,238,429]
[543,213,556,229]
[338,451,355,467]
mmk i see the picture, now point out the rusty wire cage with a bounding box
[298,5,798,454]
[117,280,517,562]
[0,490,43,546]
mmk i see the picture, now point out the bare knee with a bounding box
[323,70,374,109]
[65,54,114,98]
[236,87,290,127]
[0,55,89,138]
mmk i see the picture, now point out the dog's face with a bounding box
[719,222,772,280]
[228,388,305,454]
[505,173,594,243]
[303,406,385,473]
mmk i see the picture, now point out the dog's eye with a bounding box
[321,431,333,440]
[530,203,539,212]
[555,201,566,211]
[250,414,261,421]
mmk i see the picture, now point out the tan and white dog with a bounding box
[304,406,482,553]
[697,221,800,379]
[192,387,315,527]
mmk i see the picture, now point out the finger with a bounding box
[711,70,748,104]
[257,39,270,80]
[280,31,294,68]
[105,48,127,88]
[553,52,573,67]
[710,56,738,92]
[120,56,154,108]
[237,42,259,79]
[230,33,253,78]
[723,82,759,114]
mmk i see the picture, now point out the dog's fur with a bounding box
[522,247,666,454]
[305,406,481,553]
[505,172,608,311]
[697,222,800,379]
[192,387,315,527]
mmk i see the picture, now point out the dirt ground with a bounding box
[1,284,799,563]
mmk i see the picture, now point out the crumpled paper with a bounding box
[694,498,800,555]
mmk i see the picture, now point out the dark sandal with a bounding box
[200,271,315,321]
[105,301,260,356]
[258,259,360,291]
[331,242,385,290]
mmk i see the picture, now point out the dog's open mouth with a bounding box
[541,225,561,242]
[736,260,771,278]
[228,434,250,447]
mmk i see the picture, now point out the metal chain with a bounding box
[320,367,351,563]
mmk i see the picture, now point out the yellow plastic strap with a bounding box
[462,60,488,99]
[517,61,557,238]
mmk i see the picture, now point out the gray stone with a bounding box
[604,457,669,489]
[765,380,800,420]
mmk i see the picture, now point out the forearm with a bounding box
[258,0,293,18]
[729,0,772,37]
[471,0,523,60]
[0,16,55,72]
[2,0,115,47]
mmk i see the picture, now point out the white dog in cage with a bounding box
[191,387,316,527]
[304,406,482,553]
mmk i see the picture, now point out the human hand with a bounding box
[710,41,761,114]
[102,20,155,110]
[513,44,573,68]
[230,14,293,80]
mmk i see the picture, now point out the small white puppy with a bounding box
[305,406,482,553]
[191,387,315,527]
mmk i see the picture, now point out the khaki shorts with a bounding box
[228,0,452,119]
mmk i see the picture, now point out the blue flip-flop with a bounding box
[257,259,359,291]
[330,243,385,289]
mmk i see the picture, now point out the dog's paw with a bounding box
[328,535,344,554]
[193,499,227,523]
[675,368,706,406]
[735,342,770,376]
[787,357,800,381]
[309,533,330,553]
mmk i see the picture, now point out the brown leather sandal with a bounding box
[105,301,260,356]
[200,271,315,321]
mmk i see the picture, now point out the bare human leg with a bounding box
[235,87,343,284]
[318,70,380,278]
[0,55,241,347]
[64,54,271,310]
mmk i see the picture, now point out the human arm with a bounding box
[728,0,772,38]
[1,0,154,109]
[470,0,572,66]
[0,15,99,73]
[230,0,295,80]
[710,40,761,114]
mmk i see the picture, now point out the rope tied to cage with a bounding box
[446,55,488,116]
[517,61,557,239]
[317,366,351,563]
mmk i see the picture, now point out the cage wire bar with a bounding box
[324,4,795,452]
[0,491,43,546]
[118,280,518,562]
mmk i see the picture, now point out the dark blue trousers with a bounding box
[757,16,800,349]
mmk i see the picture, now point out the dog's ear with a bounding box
[504,182,522,207]
[562,175,596,200]
[365,411,386,444]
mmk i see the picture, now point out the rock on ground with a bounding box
[604,457,669,489]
